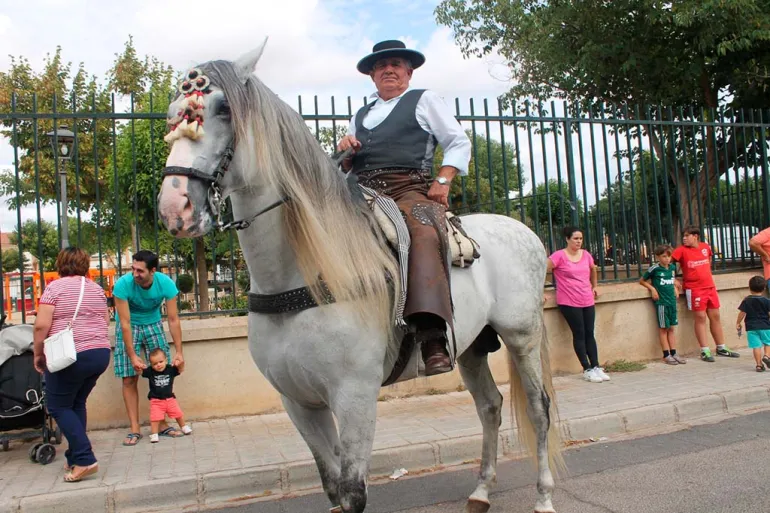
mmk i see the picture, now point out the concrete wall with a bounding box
[85,271,758,429]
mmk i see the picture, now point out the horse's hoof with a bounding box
[330,508,342,513]
[465,498,491,513]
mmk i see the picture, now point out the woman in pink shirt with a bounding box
[547,226,610,383]
[32,248,111,483]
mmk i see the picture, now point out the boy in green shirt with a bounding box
[640,244,686,365]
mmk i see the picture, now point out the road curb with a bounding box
[11,386,770,512]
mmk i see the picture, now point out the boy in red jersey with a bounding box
[672,225,740,362]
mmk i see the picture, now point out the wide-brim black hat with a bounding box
[356,40,426,74]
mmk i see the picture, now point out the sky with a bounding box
[0,0,637,236]
[0,0,523,231]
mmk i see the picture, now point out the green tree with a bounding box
[436,0,770,234]
[1,249,27,273]
[438,130,525,214]
[176,274,194,294]
[316,125,348,155]
[0,47,113,211]
[526,179,581,229]
[10,220,61,272]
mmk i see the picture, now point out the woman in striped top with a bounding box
[33,247,111,483]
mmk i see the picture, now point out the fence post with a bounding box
[564,115,579,226]
[761,110,770,228]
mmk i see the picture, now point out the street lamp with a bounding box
[45,126,75,249]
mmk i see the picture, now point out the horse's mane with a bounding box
[201,60,400,357]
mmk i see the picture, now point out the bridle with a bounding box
[161,68,355,231]
[161,139,353,231]
[162,139,288,231]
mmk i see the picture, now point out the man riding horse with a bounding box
[337,40,471,376]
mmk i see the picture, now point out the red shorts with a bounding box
[685,287,720,312]
[149,398,184,422]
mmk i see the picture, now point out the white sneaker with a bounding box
[149,433,159,443]
[593,367,611,381]
[181,425,192,435]
[583,368,603,383]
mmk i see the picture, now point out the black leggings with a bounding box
[558,305,599,371]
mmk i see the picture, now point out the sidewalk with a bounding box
[2,348,770,513]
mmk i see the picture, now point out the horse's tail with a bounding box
[508,322,565,476]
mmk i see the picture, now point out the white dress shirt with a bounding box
[347,89,471,176]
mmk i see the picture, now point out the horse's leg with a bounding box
[331,381,380,513]
[503,327,558,513]
[281,397,342,510]
[458,330,503,513]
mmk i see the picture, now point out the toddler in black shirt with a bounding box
[142,348,192,442]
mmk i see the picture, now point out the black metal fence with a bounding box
[1,92,768,320]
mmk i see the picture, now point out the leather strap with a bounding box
[381,332,416,387]
[248,283,334,314]
[68,276,86,329]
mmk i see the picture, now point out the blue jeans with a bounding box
[45,348,110,467]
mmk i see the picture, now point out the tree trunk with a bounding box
[647,74,731,246]
[130,221,140,253]
[194,238,209,312]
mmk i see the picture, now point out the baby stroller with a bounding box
[0,314,61,464]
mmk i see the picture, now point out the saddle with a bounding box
[361,188,480,268]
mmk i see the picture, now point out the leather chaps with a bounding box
[356,168,453,330]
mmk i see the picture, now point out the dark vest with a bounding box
[351,89,436,173]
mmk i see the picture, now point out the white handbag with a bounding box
[43,276,85,373]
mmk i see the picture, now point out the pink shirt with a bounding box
[39,276,110,353]
[549,249,595,307]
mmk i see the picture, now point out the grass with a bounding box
[603,359,647,373]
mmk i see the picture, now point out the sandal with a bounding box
[122,433,142,446]
[64,463,98,483]
[763,356,770,368]
[757,365,765,373]
[159,427,184,438]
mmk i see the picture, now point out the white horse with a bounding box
[157,43,562,513]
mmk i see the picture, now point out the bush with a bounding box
[603,359,646,373]
[218,294,248,315]
[236,270,250,293]
[176,274,194,294]
[178,300,193,311]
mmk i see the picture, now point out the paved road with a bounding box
[209,411,770,513]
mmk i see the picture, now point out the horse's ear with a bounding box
[234,38,268,83]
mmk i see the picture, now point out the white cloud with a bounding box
[410,27,511,100]
[0,14,11,35]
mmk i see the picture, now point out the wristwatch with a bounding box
[436,177,449,185]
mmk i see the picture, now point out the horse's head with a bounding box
[158,41,267,238]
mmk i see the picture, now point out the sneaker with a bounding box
[149,433,159,443]
[583,368,603,383]
[716,346,740,358]
[672,354,687,364]
[593,367,611,381]
[664,355,678,365]
[181,425,193,435]
[701,349,715,362]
